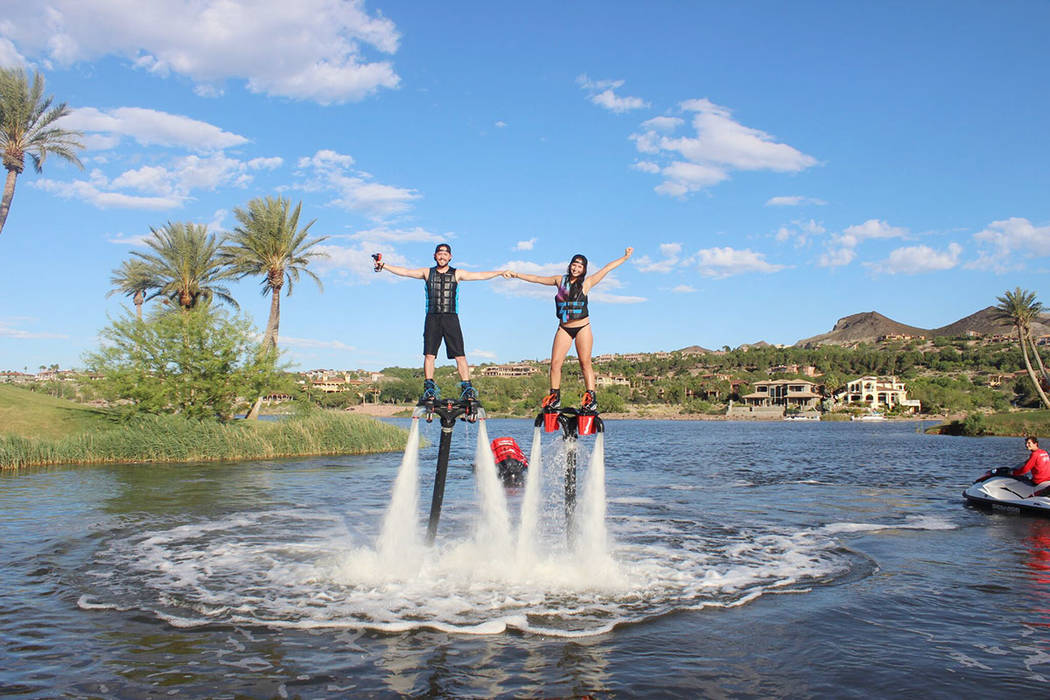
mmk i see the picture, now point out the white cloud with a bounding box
[591,89,648,113]
[654,161,728,195]
[294,149,419,219]
[0,36,26,67]
[60,107,249,151]
[34,176,182,209]
[298,150,356,170]
[631,98,817,197]
[2,0,401,104]
[672,284,697,293]
[695,247,787,278]
[818,218,908,267]
[635,242,682,272]
[109,152,261,197]
[32,122,280,210]
[765,195,827,207]
[631,161,661,174]
[495,121,507,128]
[207,209,228,233]
[837,219,908,248]
[970,217,1050,272]
[577,74,649,113]
[514,238,536,251]
[105,232,153,246]
[640,116,683,132]
[247,157,283,170]
[776,218,826,247]
[818,247,856,268]
[470,348,498,360]
[865,243,962,275]
[0,318,68,340]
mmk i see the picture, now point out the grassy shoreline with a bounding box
[0,385,408,469]
[0,411,409,469]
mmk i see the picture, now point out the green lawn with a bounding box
[0,383,409,469]
[0,384,113,440]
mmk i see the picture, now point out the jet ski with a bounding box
[491,436,528,487]
[963,467,1050,515]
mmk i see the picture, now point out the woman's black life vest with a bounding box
[425,266,458,314]
[555,275,588,323]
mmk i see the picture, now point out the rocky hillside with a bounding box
[794,306,1050,348]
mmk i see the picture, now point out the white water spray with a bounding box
[472,419,512,554]
[376,410,424,569]
[577,432,610,567]
[516,426,544,562]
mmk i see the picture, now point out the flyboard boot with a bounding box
[577,389,599,435]
[419,378,440,414]
[459,380,480,421]
[540,388,561,432]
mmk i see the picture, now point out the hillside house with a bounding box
[596,375,630,388]
[477,363,539,377]
[741,379,822,409]
[834,375,921,412]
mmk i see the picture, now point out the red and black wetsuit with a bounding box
[1013,448,1050,484]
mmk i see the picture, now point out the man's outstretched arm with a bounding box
[378,262,428,279]
[457,269,510,282]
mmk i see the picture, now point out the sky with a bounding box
[1,0,1048,373]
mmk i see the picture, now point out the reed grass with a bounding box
[967,410,1050,438]
[0,412,408,469]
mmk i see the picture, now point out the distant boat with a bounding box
[851,412,886,421]
[784,414,819,421]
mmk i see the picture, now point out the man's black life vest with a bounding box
[555,275,588,322]
[425,266,458,314]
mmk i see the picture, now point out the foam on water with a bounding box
[78,426,878,637]
[823,514,957,534]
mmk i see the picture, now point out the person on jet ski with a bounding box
[1012,436,1050,485]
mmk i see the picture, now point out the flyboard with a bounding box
[416,392,483,545]
[535,404,604,544]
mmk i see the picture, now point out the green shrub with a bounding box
[86,306,285,422]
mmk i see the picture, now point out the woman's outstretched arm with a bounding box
[583,247,633,292]
[508,271,560,285]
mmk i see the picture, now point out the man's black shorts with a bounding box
[423,313,465,359]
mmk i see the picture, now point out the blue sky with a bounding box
[1,1,1048,373]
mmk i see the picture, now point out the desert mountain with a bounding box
[794,306,1050,348]
[676,344,714,354]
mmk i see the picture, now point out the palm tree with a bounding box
[134,221,237,310]
[107,258,154,319]
[0,67,84,237]
[221,196,328,350]
[221,196,328,420]
[995,287,1050,409]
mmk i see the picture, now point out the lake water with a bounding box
[2,418,1049,698]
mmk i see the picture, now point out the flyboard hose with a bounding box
[423,396,484,545]
[534,406,604,546]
